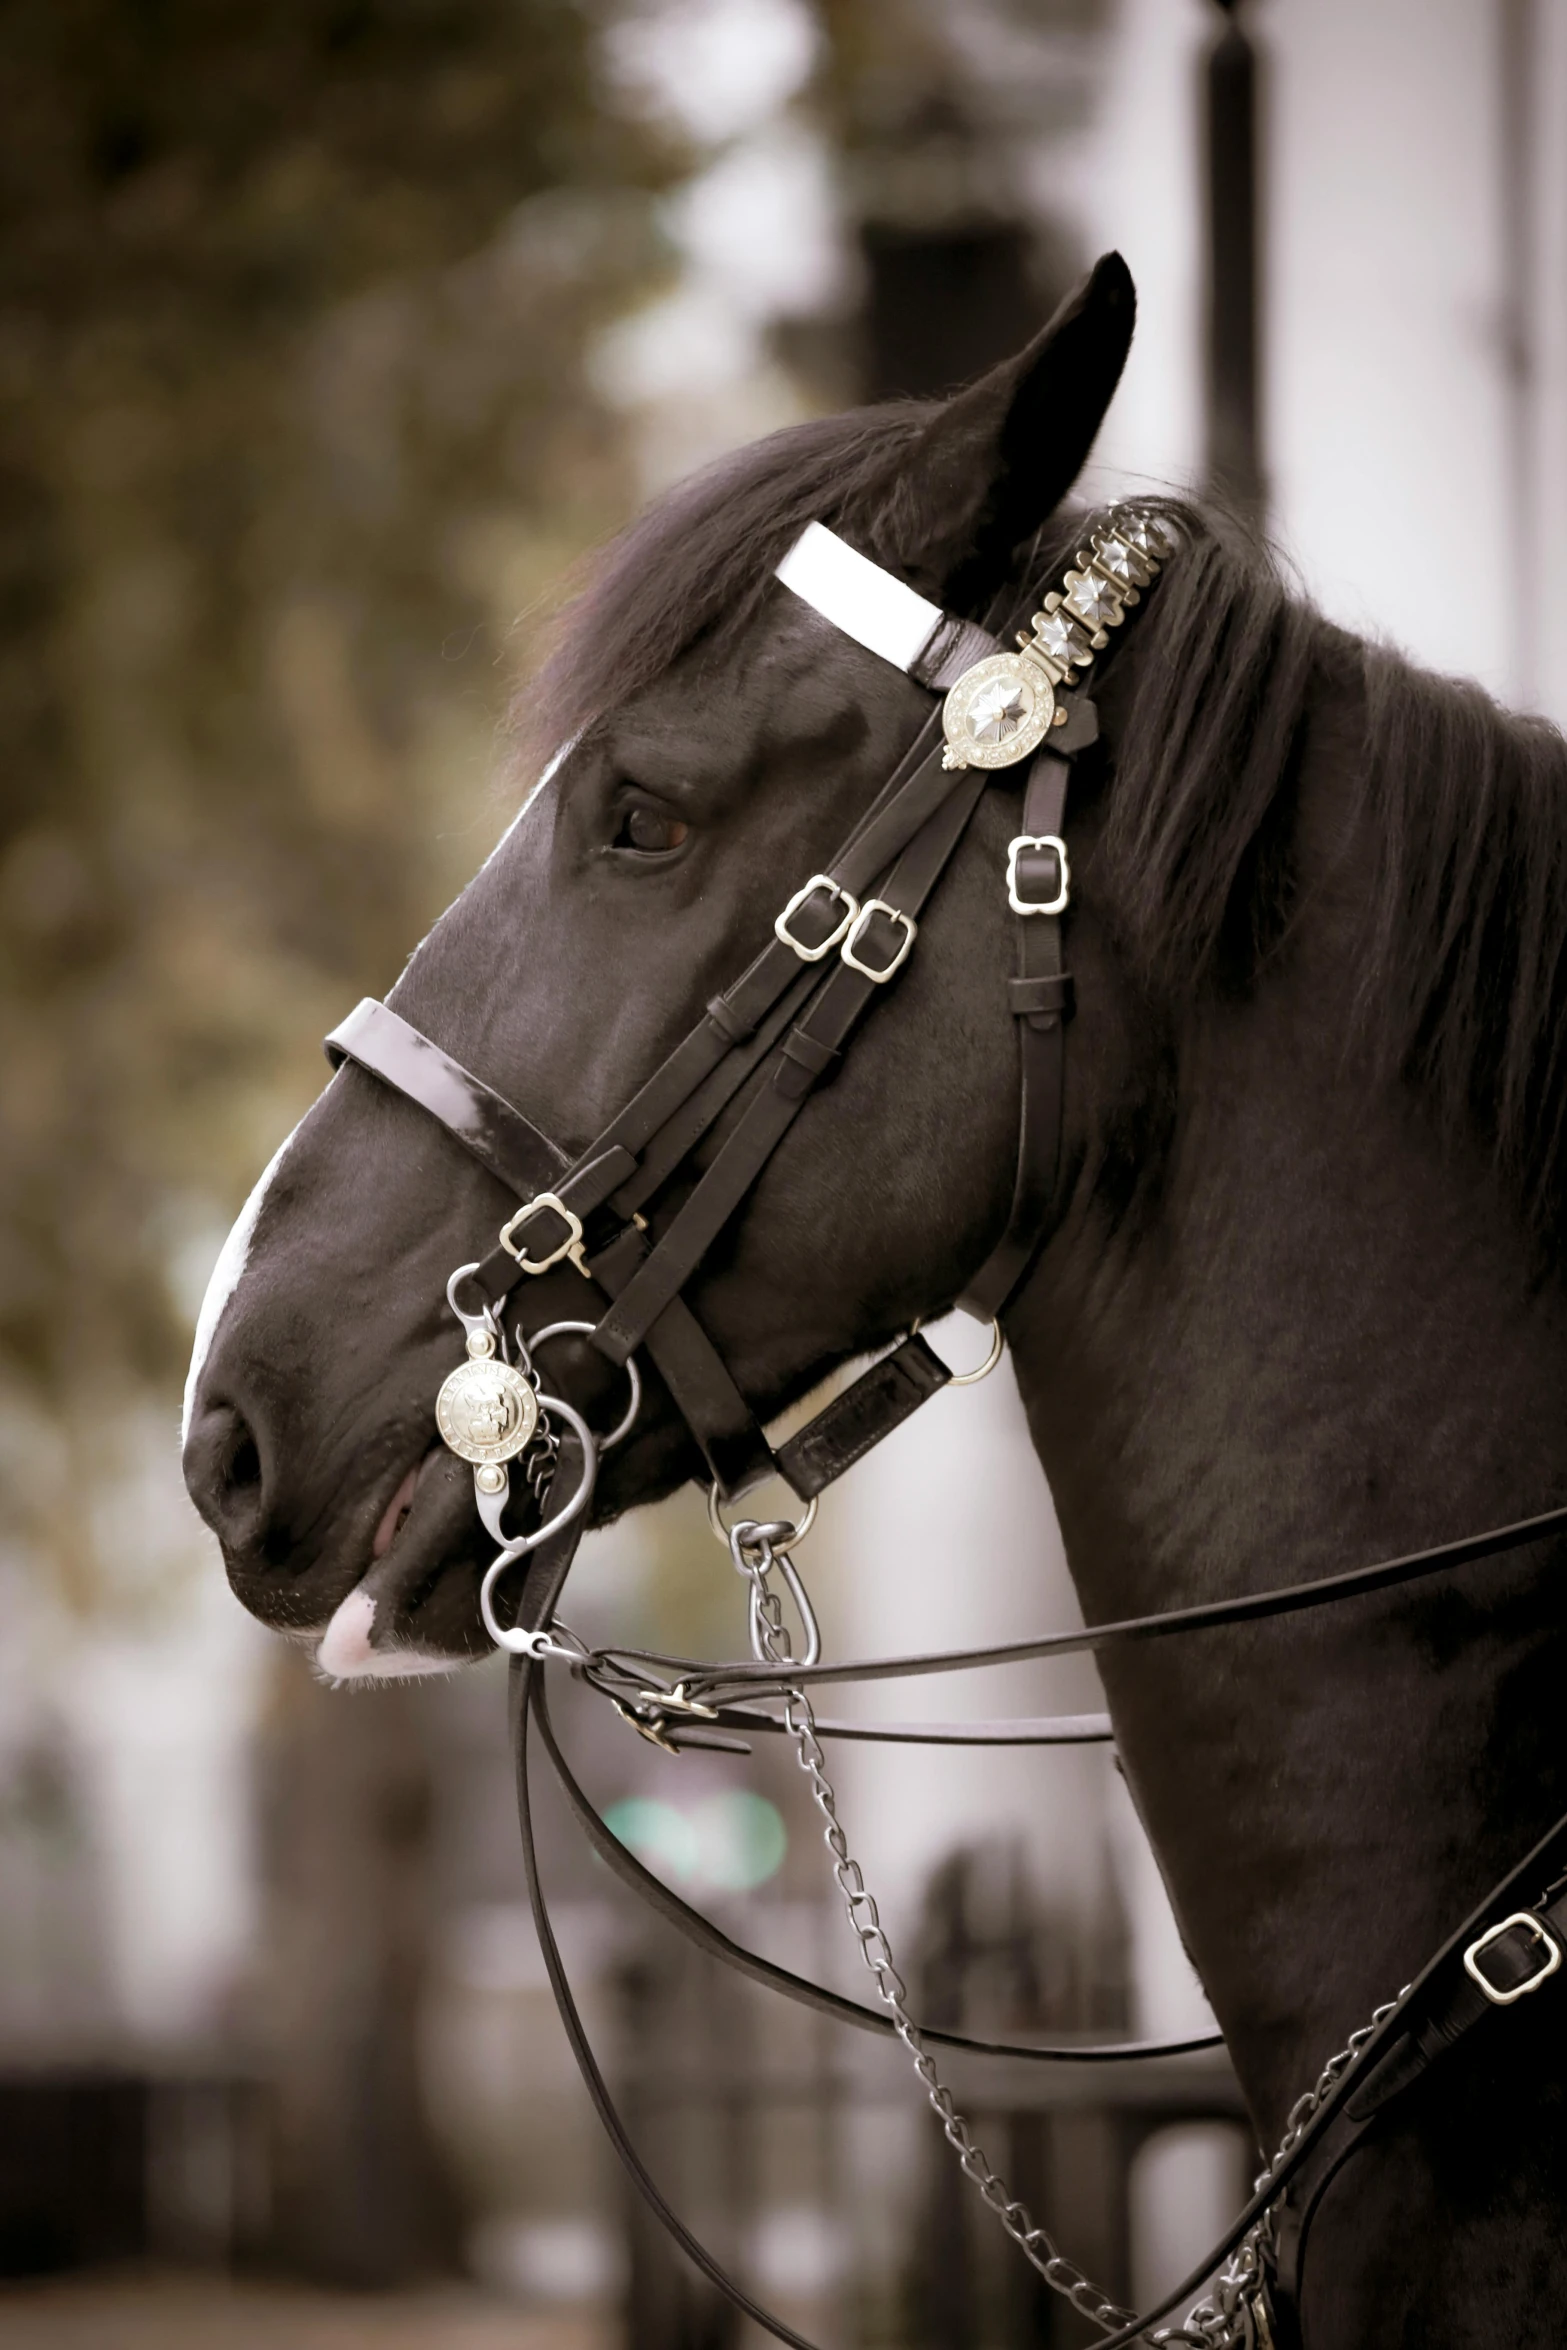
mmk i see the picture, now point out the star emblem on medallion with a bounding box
[966,676,1031,743]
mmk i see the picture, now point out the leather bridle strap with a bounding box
[610,1493,1567,1704]
[592,761,991,1364]
[960,710,1090,1319]
[478,665,991,1291]
[532,1675,1221,2062]
[326,998,778,1493]
[509,1505,828,2350]
[513,1491,1567,2350]
[327,993,958,1498]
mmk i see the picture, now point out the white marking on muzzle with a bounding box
[316,1587,458,1681]
[181,1122,302,1444]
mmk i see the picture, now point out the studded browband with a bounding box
[325,507,1174,1499]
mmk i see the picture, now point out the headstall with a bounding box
[321,509,1567,2349]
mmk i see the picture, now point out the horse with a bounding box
[181,251,1567,2345]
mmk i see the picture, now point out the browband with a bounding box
[775,521,1000,689]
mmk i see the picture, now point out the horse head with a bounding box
[181,253,1140,1673]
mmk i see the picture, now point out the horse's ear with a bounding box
[888,250,1136,607]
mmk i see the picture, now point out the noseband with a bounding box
[320,510,1567,2349]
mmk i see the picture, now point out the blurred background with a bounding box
[2,0,1565,2343]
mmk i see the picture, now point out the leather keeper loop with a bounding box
[1008,973,1074,1021]
[705,993,754,1047]
[775,1030,842,1099]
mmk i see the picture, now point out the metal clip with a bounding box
[612,1681,721,1757]
[613,1699,681,1755]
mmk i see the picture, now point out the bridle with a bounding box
[320,508,1567,2347]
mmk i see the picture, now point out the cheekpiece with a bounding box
[940,506,1174,772]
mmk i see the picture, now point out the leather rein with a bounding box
[320,510,1567,2346]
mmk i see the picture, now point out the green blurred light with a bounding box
[603,1789,786,1892]
[603,1796,699,1882]
[691,1790,787,1891]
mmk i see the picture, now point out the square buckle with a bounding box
[499,1192,590,1278]
[775,874,859,961]
[840,898,917,982]
[1462,1911,1563,2006]
[1007,833,1070,917]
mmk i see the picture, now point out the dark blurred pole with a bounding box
[861,218,1047,402]
[1499,0,1538,705]
[1202,0,1265,519]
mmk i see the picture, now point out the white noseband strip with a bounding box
[775,522,943,675]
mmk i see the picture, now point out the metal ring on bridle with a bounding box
[522,1321,642,1451]
[706,1482,818,1554]
[947,1316,1004,1386]
[913,1312,1004,1386]
[479,1389,600,1653]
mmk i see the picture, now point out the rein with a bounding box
[321,509,1567,2346]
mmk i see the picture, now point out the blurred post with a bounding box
[1499,0,1538,705]
[1202,0,1265,518]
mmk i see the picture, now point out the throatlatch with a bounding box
[321,503,1567,2347]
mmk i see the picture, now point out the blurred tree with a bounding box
[0,0,674,1508]
[0,0,679,2285]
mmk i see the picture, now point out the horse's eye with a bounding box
[614,805,689,855]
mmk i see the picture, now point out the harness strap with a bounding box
[663,1495,1567,1703]
[1265,1877,1567,2317]
[1082,1797,1567,2350]
[591,763,991,1367]
[959,695,1099,1320]
[324,999,777,1495]
[707,1702,1113,1745]
[772,1332,950,1499]
[511,1508,826,2350]
[511,1488,1567,2350]
[534,1677,1223,2061]
[326,996,564,1192]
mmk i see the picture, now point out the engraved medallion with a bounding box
[436,1357,540,1465]
[941,652,1056,771]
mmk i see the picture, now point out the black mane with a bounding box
[525,410,1567,1235]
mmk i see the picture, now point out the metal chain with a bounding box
[730,1522,1140,2338]
[728,1521,1413,2350]
[1170,1989,1408,2350]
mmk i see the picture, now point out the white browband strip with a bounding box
[775,522,943,675]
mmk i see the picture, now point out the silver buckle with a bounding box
[1462,1911,1563,2006]
[775,874,859,961]
[1007,833,1070,917]
[840,898,916,982]
[499,1191,589,1278]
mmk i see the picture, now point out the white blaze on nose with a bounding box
[181,1122,302,1444]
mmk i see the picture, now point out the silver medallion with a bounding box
[941,652,1056,771]
[436,1354,540,1465]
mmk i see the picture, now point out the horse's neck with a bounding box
[1005,877,1567,2140]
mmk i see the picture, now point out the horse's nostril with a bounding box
[227,1433,261,1492]
[183,1399,269,1545]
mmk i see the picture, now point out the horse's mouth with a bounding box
[309,1441,493,1680]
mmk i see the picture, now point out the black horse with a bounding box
[183,253,1567,2343]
